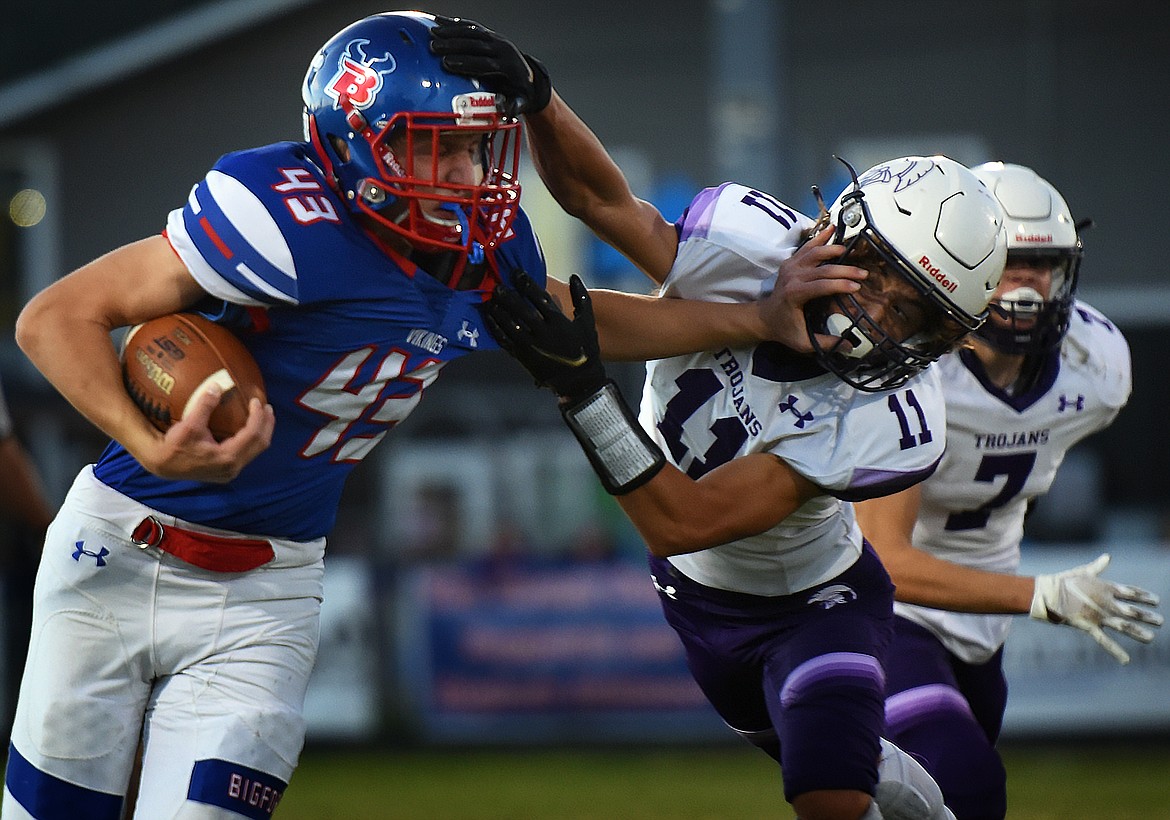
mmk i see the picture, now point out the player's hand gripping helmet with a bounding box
[972,162,1082,354]
[302,11,522,286]
[805,155,1007,391]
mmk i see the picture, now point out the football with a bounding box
[121,313,266,441]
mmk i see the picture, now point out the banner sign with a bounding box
[394,562,728,744]
[313,544,1170,743]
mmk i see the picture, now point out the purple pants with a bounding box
[883,616,1008,820]
[648,545,894,802]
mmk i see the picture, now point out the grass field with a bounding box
[277,741,1170,819]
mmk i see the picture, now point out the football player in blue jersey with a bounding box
[853,164,1161,820]
[433,18,1009,820]
[5,12,828,819]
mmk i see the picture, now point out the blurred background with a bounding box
[1,0,1168,763]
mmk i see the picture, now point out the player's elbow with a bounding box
[643,533,690,559]
[624,470,778,557]
[14,293,52,361]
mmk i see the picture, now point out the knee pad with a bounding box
[875,739,955,820]
[885,684,1006,818]
[774,652,886,799]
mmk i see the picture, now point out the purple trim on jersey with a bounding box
[188,758,286,818]
[834,458,941,502]
[885,683,975,733]
[673,184,733,243]
[957,346,1061,412]
[778,651,885,709]
[751,341,827,383]
[1073,303,1115,332]
[5,743,123,820]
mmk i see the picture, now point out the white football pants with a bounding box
[3,467,325,819]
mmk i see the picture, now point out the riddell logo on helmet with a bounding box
[452,92,501,124]
[918,255,958,293]
[1015,232,1053,243]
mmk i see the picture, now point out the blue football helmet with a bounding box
[972,162,1082,354]
[302,12,522,281]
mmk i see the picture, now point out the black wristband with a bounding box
[522,53,552,114]
[561,381,666,495]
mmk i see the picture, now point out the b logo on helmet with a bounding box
[326,38,397,110]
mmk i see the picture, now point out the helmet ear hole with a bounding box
[329,136,351,162]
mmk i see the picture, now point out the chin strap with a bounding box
[404,203,488,289]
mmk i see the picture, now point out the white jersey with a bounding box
[896,301,1131,663]
[643,183,947,597]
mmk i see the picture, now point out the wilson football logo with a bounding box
[134,349,176,395]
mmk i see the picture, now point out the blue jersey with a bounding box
[95,141,546,540]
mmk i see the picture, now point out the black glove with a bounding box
[430,18,552,116]
[482,271,606,402]
[486,271,666,495]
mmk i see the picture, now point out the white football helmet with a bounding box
[972,162,1082,354]
[805,155,1007,391]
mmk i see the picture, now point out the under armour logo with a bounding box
[807,584,857,610]
[651,573,677,600]
[72,540,109,567]
[778,395,814,428]
[1057,394,1085,412]
[457,320,480,348]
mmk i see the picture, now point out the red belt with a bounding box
[131,516,275,573]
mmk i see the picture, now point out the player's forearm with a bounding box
[881,546,1035,613]
[590,290,767,361]
[526,92,631,223]
[16,292,161,459]
[617,454,813,557]
[856,492,1035,613]
[17,237,211,464]
[526,95,676,282]
[617,468,749,556]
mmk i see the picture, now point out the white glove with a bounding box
[1030,553,1163,664]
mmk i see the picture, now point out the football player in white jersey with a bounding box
[434,20,1008,820]
[853,164,1162,819]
